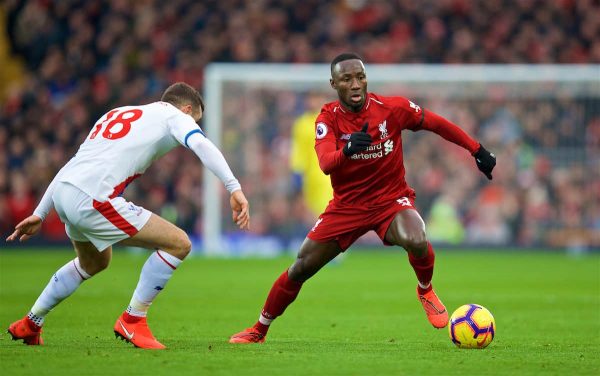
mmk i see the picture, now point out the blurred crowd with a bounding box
[216,84,599,251]
[1,0,599,249]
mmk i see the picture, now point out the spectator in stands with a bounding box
[1,0,598,248]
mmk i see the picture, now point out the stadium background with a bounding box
[1,0,599,253]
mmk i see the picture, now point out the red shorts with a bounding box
[306,195,417,251]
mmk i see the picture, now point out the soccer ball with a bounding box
[449,304,495,349]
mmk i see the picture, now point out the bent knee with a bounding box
[288,259,310,282]
[404,232,428,255]
[172,232,192,260]
[80,256,110,276]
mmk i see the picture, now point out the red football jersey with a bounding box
[314,93,479,207]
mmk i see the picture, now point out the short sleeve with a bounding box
[167,110,206,148]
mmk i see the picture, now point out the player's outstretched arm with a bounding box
[417,109,496,179]
[6,215,43,242]
[7,162,69,242]
[186,133,242,191]
[230,190,250,230]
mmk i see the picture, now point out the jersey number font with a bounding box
[90,109,143,140]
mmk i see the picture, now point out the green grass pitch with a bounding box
[1,248,598,375]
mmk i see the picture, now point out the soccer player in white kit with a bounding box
[6,82,250,349]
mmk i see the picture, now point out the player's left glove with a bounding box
[473,144,496,180]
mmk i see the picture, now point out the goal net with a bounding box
[202,64,599,256]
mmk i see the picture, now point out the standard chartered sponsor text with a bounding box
[350,143,387,160]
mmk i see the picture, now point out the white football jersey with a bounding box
[58,101,203,202]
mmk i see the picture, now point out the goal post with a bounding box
[202,64,599,256]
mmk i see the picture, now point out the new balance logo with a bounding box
[311,218,323,232]
[384,139,394,155]
[397,197,411,207]
[128,203,143,216]
[408,100,421,112]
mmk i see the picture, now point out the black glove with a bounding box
[474,144,496,180]
[343,123,372,157]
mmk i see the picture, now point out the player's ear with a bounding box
[330,78,336,90]
[180,104,192,115]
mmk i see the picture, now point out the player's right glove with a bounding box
[473,144,496,180]
[342,123,372,157]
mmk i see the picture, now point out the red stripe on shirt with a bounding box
[110,174,142,199]
[156,250,177,270]
[92,200,139,237]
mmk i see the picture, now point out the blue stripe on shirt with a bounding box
[184,129,205,148]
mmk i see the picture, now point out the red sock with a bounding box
[253,269,303,335]
[122,311,143,324]
[408,242,435,292]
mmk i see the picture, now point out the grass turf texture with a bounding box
[0,248,598,376]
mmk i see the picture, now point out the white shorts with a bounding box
[52,182,152,251]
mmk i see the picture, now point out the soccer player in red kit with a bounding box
[230,53,496,343]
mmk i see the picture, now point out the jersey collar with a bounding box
[335,93,373,118]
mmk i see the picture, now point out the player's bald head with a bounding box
[330,52,364,78]
[161,82,205,117]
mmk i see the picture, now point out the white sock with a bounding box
[127,251,182,317]
[30,258,91,325]
[418,281,431,290]
[258,314,273,326]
